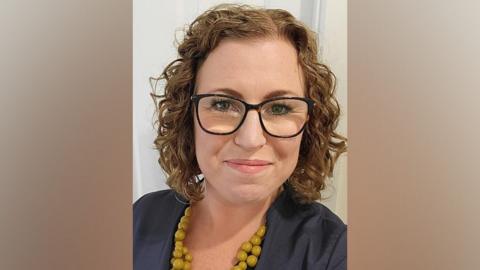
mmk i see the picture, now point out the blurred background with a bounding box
[133,0,348,222]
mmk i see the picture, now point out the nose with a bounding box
[234,110,267,149]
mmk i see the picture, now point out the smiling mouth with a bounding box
[224,159,273,174]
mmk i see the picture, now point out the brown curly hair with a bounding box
[151,4,346,204]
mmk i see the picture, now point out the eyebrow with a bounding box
[207,88,302,100]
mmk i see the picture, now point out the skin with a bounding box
[185,37,305,269]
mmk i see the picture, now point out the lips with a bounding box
[226,159,272,166]
[224,159,272,174]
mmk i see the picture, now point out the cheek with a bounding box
[273,136,303,178]
[276,136,302,160]
[194,119,229,171]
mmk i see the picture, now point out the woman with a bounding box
[134,4,347,270]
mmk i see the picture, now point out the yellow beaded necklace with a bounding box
[170,206,267,270]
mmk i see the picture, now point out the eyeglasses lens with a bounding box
[197,96,308,137]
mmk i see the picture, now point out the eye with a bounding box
[209,98,241,112]
[267,103,292,115]
[212,100,230,111]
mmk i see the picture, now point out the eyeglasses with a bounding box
[191,94,314,138]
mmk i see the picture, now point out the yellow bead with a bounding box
[170,258,176,265]
[175,241,183,248]
[180,216,190,224]
[179,221,189,230]
[256,225,266,238]
[251,245,261,256]
[236,250,248,261]
[246,255,258,267]
[175,230,186,241]
[172,249,183,258]
[172,258,184,269]
[182,247,188,254]
[241,241,252,252]
[185,207,191,216]
[250,235,261,246]
[184,261,191,270]
[232,266,242,270]
[238,261,248,269]
[185,253,193,262]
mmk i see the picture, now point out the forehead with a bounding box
[195,38,305,100]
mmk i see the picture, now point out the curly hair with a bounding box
[151,4,347,204]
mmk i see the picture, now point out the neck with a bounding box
[191,183,280,236]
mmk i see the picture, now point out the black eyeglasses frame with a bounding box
[190,93,315,138]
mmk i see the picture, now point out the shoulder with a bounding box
[300,202,346,237]
[304,203,347,265]
[283,201,346,249]
[133,189,187,240]
[133,189,179,214]
[133,189,188,269]
[133,189,186,221]
[265,190,346,269]
[270,189,346,239]
[296,202,347,269]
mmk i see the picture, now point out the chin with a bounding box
[227,184,274,204]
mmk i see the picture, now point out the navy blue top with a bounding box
[133,184,347,270]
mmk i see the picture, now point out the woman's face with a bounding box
[194,37,305,205]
